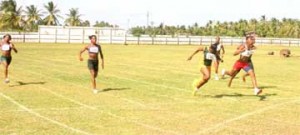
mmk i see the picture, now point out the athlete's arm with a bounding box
[233,45,245,56]
[221,45,225,57]
[11,43,18,53]
[187,47,204,61]
[79,45,88,61]
[99,45,104,69]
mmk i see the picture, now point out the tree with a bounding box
[0,0,24,31]
[24,5,42,31]
[130,17,300,37]
[94,21,113,27]
[65,8,82,26]
[81,20,90,27]
[43,1,61,25]
[130,26,144,37]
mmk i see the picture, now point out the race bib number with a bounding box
[2,45,10,51]
[206,53,215,60]
[248,50,254,55]
[89,47,99,53]
[217,44,222,51]
[241,50,253,57]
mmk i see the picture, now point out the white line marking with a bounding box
[8,69,97,110]
[39,87,97,110]
[0,92,93,135]
[0,106,87,113]
[196,99,300,135]
[104,111,181,135]
[114,62,198,76]
[113,57,196,73]
[19,57,239,108]
[22,57,192,93]
[13,63,150,108]
[11,65,180,134]
[108,74,189,93]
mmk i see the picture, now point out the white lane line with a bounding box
[19,58,200,105]
[11,66,180,135]
[114,62,198,76]
[24,57,191,93]
[19,57,261,108]
[108,74,189,93]
[0,92,93,135]
[196,99,300,135]
[0,106,87,113]
[8,68,97,110]
[104,111,181,135]
[40,87,97,110]
[13,61,150,109]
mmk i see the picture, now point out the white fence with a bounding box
[1,26,300,46]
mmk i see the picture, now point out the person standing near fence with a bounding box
[221,33,262,95]
[79,35,104,94]
[0,34,18,83]
[211,36,225,80]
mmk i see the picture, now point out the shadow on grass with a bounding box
[9,81,46,87]
[203,93,277,101]
[102,87,130,92]
[241,85,278,89]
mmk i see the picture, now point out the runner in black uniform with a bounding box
[79,35,104,94]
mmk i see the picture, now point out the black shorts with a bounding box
[1,56,12,65]
[87,59,99,71]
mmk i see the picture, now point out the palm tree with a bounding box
[24,5,42,31]
[0,0,24,31]
[43,1,61,25]
[0,0,16,12]
[249,18,258,32]
[65,8,82,26]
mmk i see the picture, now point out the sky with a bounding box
[16,0,300,29]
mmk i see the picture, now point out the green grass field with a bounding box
[0,43,299,135]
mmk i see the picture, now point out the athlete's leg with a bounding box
[89,69,97,90]
[245,67,262,95]
[228,69,240,87]
[193,67,211,96]
[214,60,220,80]
[242,73,249,82]
[242,62,253,82]
[197,67,211,89]
[2,60,9,83]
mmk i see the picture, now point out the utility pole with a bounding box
[147,11,149,27]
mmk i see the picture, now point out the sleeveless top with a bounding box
[240,44,253,62]
[203,47,216,66]
[1,43,11,51]
[88,44,100,54]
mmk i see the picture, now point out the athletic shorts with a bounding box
[247,62,254,71]
[87,59,99,71]
[0,56,12,65]
[233,60,253,72]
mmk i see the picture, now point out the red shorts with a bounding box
[233,60,251,71]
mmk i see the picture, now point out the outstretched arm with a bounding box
[221,45,225,57]
[79,46,88,61]
[187,47,204,61]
